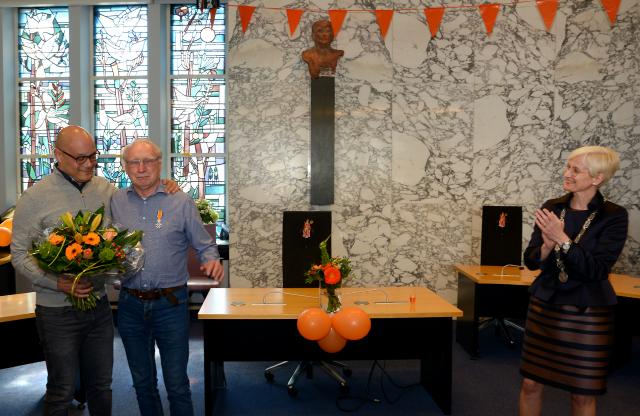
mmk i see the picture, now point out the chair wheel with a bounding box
[287,386,298,397]
[264,371,274,382]
[343,368,352,377]
[339,383,349,394]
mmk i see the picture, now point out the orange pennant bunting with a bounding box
[600,0,621,26]
[286,9,304,36]
[375,10,394,39]
[479,4,501,36]
[424,7,445,38]
[238,5,255,33]
[328,9,347,38]
[536,0,558,32]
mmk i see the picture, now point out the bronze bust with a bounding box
[302,20,344,79]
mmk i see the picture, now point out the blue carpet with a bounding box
[0,321,638,415]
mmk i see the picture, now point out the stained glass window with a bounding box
[94,5,148,185]
[18,7,70,190]
[172,156,226,220]
[170,5,227,224]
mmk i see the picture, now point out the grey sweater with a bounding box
[11,168,115,307]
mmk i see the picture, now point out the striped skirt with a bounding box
[519,296,614,395]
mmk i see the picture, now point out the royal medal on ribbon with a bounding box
[156,209,163,229]
[558,271,568,283]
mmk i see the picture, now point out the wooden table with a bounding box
[0,292,43,368]
[198,287,462,415]
[608,274,640,366]
[454,265,534,358]
[454,264,640,361]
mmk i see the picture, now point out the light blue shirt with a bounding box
[110,184,220,290]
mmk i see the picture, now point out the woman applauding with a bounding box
[519,146,628,416]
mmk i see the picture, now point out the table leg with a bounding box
[203,322,227,416]
[421,318,453,415]
[456,273,480,358]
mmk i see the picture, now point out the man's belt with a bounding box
[123,285,184,305]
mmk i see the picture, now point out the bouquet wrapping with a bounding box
[30,205,144,310]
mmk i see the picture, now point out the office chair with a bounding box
[478,317,523,348]
[479,206,525,348]
[478,264,525,348]
[263,211,351,397]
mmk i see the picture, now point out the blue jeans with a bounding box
[117,286,193,416]
[35,296,114,416]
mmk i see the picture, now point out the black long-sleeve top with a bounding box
[523,191,628,307]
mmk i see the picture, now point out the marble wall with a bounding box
[226,0,639,303]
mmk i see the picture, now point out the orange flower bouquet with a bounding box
[305,236,351,313]
[30,206,143,311]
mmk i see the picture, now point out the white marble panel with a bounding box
[473,4,556,87]
[471,83,560,206]
[335,80,393,206]
[331,202,394,288]
[392,6,482,84]
[556,0,639,85]
[392,81,473,203]
[390,201,473,304]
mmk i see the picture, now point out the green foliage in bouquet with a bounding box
[30,205,143,311]
[195,199,219,224]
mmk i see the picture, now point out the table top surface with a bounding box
[454,264,537,285]
[454,264,640,299]
[198,287,462,320]
[0,292,36,323]
[609,274,640,299]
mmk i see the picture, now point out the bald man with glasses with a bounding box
[11,125,179,415]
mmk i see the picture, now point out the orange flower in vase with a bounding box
[305,236,351,313]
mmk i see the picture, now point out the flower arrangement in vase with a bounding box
[305,236,351,313]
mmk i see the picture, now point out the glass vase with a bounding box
[321,286,341,313]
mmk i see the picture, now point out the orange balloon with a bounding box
[317,327,347,353]
[332,306,371,341]
[0,218,12,229]
[0,226,11,247]
[297,307,332,341]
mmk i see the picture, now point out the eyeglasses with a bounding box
[57,147,100,164]
[124,157,161,168]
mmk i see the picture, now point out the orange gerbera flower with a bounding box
[82,232,101,246]
[65,243,83,260]
[323,264,341,285]
[48,233,65,245]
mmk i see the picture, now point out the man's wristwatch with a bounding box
[560,240,572,254]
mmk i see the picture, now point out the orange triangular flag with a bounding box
[238,5,255,33]
[286,9,304,36]
[375,10,394,39]
[600,0,621,26]
[424,7,445,38]
[479,4,501,36]
[536,0,558,32]
[328,9,347,38]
